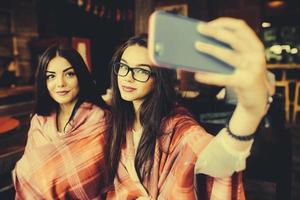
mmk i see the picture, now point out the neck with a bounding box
[56,98,79,132]
[59,98,78,117]
[133,100,143,132]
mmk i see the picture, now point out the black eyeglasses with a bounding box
[113,62,153,82]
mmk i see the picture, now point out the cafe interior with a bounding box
[0,0,300,199]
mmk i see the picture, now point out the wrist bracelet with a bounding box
[225,122,255,141]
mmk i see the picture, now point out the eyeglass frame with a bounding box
[113,62,153,83]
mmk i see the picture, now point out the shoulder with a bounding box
[162,106,203,134]
[159,106,211,152]
[81,102,111,122]
[28,113,54,133]
[30,113,48,127]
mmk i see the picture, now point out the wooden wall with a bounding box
[0,0,38,85]
[134,0,154,34]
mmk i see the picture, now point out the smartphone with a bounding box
[148,11,234,74]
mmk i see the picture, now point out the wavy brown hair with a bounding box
[105,34,177,184]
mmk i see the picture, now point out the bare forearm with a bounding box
[222,102,265,151]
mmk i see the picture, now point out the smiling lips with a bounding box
[56,90,70,96]
[122,86,136,92]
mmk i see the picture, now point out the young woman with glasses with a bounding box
[105,18,273,199]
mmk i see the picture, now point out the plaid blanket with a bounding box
[13,102,110,200]
[107,108,245,200]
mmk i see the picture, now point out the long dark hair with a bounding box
[34,44,107,116]
[105,34,177,184]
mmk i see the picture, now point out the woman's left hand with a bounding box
[194,17,274,116]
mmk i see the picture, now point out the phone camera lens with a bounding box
[155,43,164,56]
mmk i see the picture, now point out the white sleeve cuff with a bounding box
[195,130,253,178]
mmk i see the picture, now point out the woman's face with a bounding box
[46,56,79,106]
[117,45,154,104]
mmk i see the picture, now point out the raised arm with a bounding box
[194,17,274,152]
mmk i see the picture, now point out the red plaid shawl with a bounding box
[107,108,245,200]
[13,102,110,200]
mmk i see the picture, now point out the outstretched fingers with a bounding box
[197,18,264,53]
[195,41,249,70]
[194,71,233,87]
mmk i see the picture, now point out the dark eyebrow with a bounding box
[63,67,74,72]
[137,64,151,68]
[46,66,73,74]
[120,59,151,68]
[120,59,127,64]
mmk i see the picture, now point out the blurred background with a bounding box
[0,0,299,199]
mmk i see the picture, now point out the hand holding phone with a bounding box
[148,11,234,74]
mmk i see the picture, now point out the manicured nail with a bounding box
[197,23,208,32]
[197,24,204,32]
[195,41,209,50]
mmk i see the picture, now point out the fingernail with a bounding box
[195,41,208,50]
[197,23,208,32]
[197,24,204,32]
[194,41,200,49]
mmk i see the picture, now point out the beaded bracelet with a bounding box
[225,94,273,141]
[225,122,255,141]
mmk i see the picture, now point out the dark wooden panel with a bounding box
[134,0,154,34]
